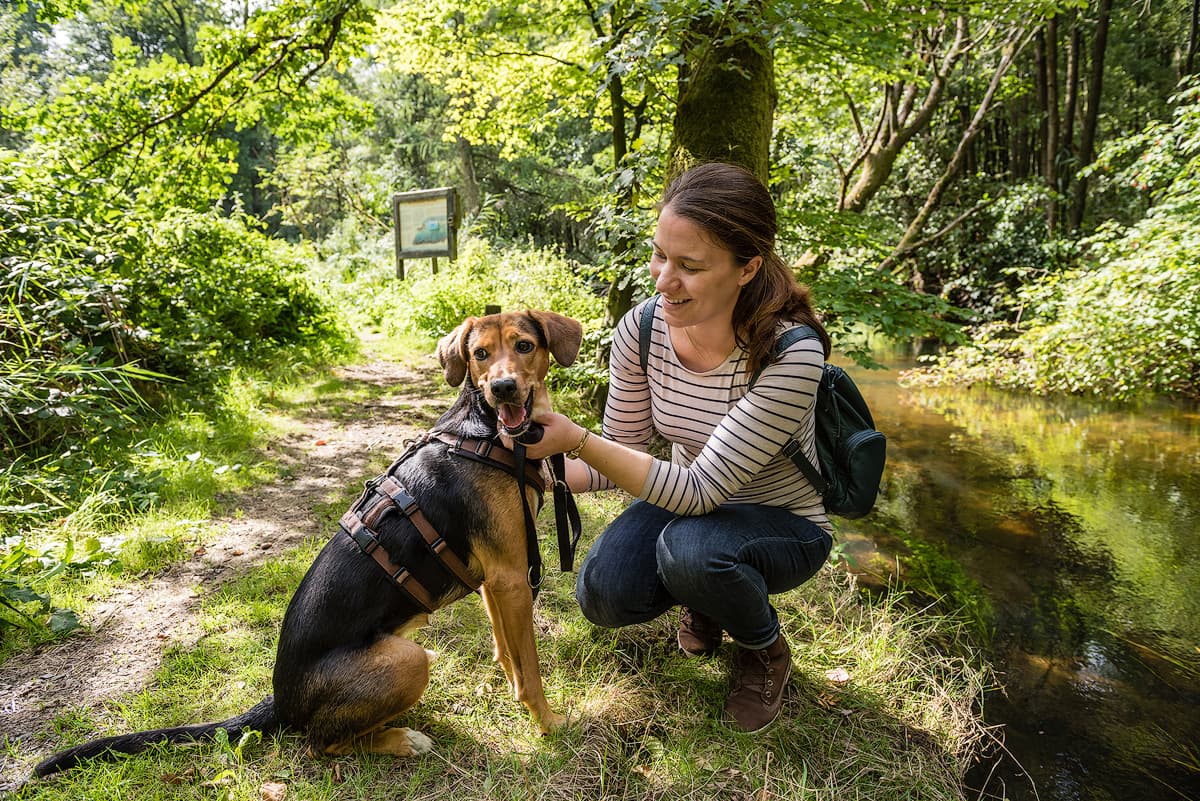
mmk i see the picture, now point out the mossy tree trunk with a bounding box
[667,6,776,185]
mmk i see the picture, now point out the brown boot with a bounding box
[724,635,792,732]
[677,607,722,656]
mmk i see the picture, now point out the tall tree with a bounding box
[881,23,1033,272]
[1042,16,1061,232]
[1188,0,1199,75]
[668,0,775,182]
[1068,0,1112,230]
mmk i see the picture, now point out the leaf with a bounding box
[47,608,81,634]
[260,781,288,801]
[825,666,851,684]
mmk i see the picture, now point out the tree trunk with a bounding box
[1069,0,1113,231]
[1187,0,1198,75]
[586,0,657,407]
[668,4,776,183]
[1063,13,1081,152]
[1010,80,1030,180]
[455,136,481,219]
[1043,16,1060,234]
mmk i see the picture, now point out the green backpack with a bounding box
[637,296,886,518]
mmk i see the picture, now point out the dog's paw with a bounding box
[405,728,434,755]
[537,710,568,733]
[425,648,439,663]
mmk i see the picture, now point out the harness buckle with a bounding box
[470,437,494,458]
[378,476,419,516]
[340,512,379,555]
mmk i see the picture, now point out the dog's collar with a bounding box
[423,430,548,493]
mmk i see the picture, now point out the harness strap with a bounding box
[342,427,569,601]
[376,475,480,590]
[428,431,548,496]
[339,510,437,613]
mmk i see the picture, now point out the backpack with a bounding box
[637,296,886,518]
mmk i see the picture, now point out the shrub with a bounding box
[915,80,1200,400]
[375,237,606,340]
[128,209,350,382]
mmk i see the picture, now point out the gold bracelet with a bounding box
[565,429,591,459]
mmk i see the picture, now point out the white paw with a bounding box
[406,728,434,754]
[425,648,439,663]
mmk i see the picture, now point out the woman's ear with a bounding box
[738,256,763,286]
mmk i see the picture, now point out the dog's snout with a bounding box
[490,377,519,400]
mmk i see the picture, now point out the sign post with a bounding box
[392,187,459,279]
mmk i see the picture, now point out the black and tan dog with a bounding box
[34,309,583,777]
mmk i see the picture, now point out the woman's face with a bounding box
[649,205,761,331]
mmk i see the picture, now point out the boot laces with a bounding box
[736,648,777,700]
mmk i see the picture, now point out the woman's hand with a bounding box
[525,411,654,497]
[520,412,586,461]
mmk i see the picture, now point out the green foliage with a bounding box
[128,210,350,381]
[922,80,1200,400]
[796,256,969,367]
[365,238,606,341]
[1,153,160,457]
[0,534,113,637]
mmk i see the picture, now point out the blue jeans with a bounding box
[575,500,832,650]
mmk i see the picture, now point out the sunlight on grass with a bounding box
[20,503,988,801]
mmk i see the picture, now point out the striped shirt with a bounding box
[586,297,832,534]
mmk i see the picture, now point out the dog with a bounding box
[34,309,583,777]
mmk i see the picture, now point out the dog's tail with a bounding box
[33,695,280,778]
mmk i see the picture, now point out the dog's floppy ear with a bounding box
[527,311,584,368]
[437,317,477,386]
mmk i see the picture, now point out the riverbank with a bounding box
[0,344,994,800]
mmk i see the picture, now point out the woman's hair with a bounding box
[657,162,830,375]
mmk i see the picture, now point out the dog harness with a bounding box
[338,429,576,613]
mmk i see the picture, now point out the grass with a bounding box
[8,514,991,800]
[3,331,993,801]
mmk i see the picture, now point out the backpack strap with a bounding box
[637,295,660,373]
[749,324,819,384]
[756,325,830,496]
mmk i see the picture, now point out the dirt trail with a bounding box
[0,358,448,789]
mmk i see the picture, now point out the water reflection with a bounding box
[836,356,1200,801]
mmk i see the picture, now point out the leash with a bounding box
[549,452,582,572]
[512,443,544,591]
[511,439,582,590]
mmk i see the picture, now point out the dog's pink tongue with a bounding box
[498,403,527,430]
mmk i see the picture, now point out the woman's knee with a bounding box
[575,551,660,628]
[655,520,728,596]
[574,561,614,626]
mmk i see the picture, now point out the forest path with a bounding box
[0,353,450,790]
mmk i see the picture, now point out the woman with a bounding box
[525,162,833,732]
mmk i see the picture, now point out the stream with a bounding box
[838,356,1200,801]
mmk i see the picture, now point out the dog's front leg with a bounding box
[479,574,566,733]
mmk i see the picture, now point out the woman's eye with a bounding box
[516,340,534,354]
[473,347,488,360]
